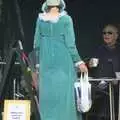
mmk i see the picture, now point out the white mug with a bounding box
[115,72,120,79]
[89,58,99,67]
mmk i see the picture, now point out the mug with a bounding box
[89,58,99,67]
[115,72,120,79]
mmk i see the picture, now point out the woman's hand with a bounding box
[78,63,88,73]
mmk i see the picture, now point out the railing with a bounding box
[84,78,120,120]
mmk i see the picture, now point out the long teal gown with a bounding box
[34,11,83,120]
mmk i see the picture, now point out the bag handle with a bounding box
[80,72,88,82]
[80,72,89,99]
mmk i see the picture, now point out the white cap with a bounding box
[46,0,60,6]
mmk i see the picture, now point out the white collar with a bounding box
[38,11,67,23]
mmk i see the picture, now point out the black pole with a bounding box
[14,0,25,41]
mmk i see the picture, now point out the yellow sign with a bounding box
[3,100,31,120]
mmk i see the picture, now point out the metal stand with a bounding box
[13,78,24,100]
[0,48,40,120]
[13,78,16,99]
[88,78,120,120]
[118,82,120,120]
[109,82,115,120]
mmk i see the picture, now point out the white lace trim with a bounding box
[38,11,67,23]
[75,61,85,67]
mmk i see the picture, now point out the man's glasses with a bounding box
[102,31,113,35]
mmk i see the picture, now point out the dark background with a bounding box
[0,0,120,59]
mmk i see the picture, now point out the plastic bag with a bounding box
[74,72,92,113]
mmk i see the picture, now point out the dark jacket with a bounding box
[90,43,120,78]
[88,43,120,119]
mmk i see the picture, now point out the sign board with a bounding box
[3,100,31,120]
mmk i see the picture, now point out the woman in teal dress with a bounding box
[33,0,88,120]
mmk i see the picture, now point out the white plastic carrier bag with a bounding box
[74,72,92,113]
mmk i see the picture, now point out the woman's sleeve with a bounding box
[32,17,41,72]
[33,17,41,57]
[64,15,83,64]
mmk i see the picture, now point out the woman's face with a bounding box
[102,25,119,46]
